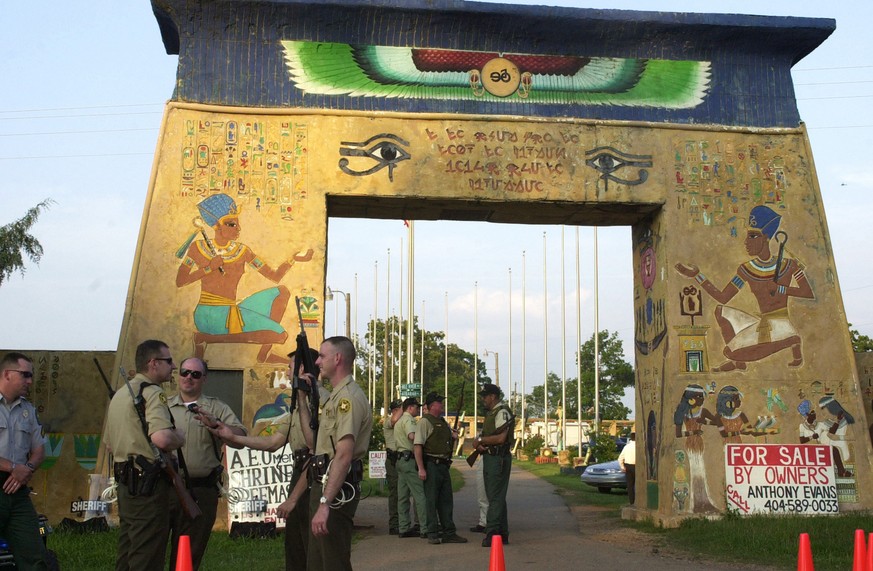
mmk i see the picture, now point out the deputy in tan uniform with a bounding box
[297,336,372,571]
[167,357,246,570]
[382,399,403,535]
[415,392,467,545]
[211,348,323,570]
[395,396,428,539]
[104,339,184,570]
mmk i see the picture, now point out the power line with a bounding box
[0,111,163,121]
[794,65,873,72]
[797,95,873,101]
[796,80,873,86]
[0,103,164,114]
[0,152,152,160]
[807,125,873,130]
[0,128,157,137]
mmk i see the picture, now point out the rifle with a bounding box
[120,368,201,519]
[293,297,319,436]
[466,415,514,468]
[93,358,116,399]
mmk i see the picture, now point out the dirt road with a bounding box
[350,461,774,570]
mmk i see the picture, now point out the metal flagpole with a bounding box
[561,227,567,451]
[522,251,527,445]
[575,228,582,447]
[399,237,404,392]
[384,250,390,403]
[543,232,549,449]
[474,281,479,434]
[508,267,512,399]
[444,291,449,412]
[408,222,415,400]
[420,299,425,403]
[594,228,601,435]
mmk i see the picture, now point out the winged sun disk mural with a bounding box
[281,41,711,108]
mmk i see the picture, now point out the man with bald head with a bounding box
[167,356,246,570]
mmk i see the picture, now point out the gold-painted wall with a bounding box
[112,103,869,523]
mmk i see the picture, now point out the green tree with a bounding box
[850,324,873,352]
[357,315,488,415]
[523,329,633,421]
[0,199,53,286]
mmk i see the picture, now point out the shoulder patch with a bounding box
[338,398,352,414]
[159,392,168,405]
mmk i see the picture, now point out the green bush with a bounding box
[369,414,385,451]
[522,435,544,458]
[589,432,620,463]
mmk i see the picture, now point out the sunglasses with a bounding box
[10,370,34,379]
[153,357,174,365]
[179,368,204,379]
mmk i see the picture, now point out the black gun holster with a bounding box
[114,455,163,497]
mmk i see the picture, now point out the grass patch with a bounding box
[50,467,464,569]
[48,529,285,570]
[517,460,871,571]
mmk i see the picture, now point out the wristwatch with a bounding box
[319,496,328,505]
[25,462,36,472]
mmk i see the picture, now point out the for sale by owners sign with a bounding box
[724,444,838,515]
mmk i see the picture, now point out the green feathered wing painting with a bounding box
[281,41,711,108]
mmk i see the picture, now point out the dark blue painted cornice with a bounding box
[150,0,835,127]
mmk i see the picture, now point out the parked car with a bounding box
[580,460,627,494]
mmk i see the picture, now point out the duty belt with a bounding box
[386,449,399,461]
[425,455,452,466]
[308,454,365,485]
[484,445,511,456]
[398,450,414,461]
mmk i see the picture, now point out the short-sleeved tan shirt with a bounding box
[168,393,246,478]
[275,409,308,451]
[383,415,397,450]
[314,375,372,461]
[105,374,175,459]
[394,412,417,452]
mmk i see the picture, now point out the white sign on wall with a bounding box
[369,450,387,479]
[226,446,295,527]
[724,444,838,515]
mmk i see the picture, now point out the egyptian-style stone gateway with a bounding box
[100,0,867,525]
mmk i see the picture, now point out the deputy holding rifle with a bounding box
[297,336,372,571]
[104,339,186,570]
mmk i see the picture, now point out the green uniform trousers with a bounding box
[386,454,398,531]
[396,456,427,533]
[423,460,456,538]
[168,484,219,570]
[116,477,171,571]
[306,479,359,571]
[285,470,311,571]
[0,478,48,571]
[483,453,511,537]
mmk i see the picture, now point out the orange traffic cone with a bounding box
[852,529,867,571]
[175,535,193,571]
[867,533,873,571]
[797,532,814,571]
[488,534,505,571]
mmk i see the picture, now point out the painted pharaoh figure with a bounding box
[175,193,313,364]
[675,205,814,372]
